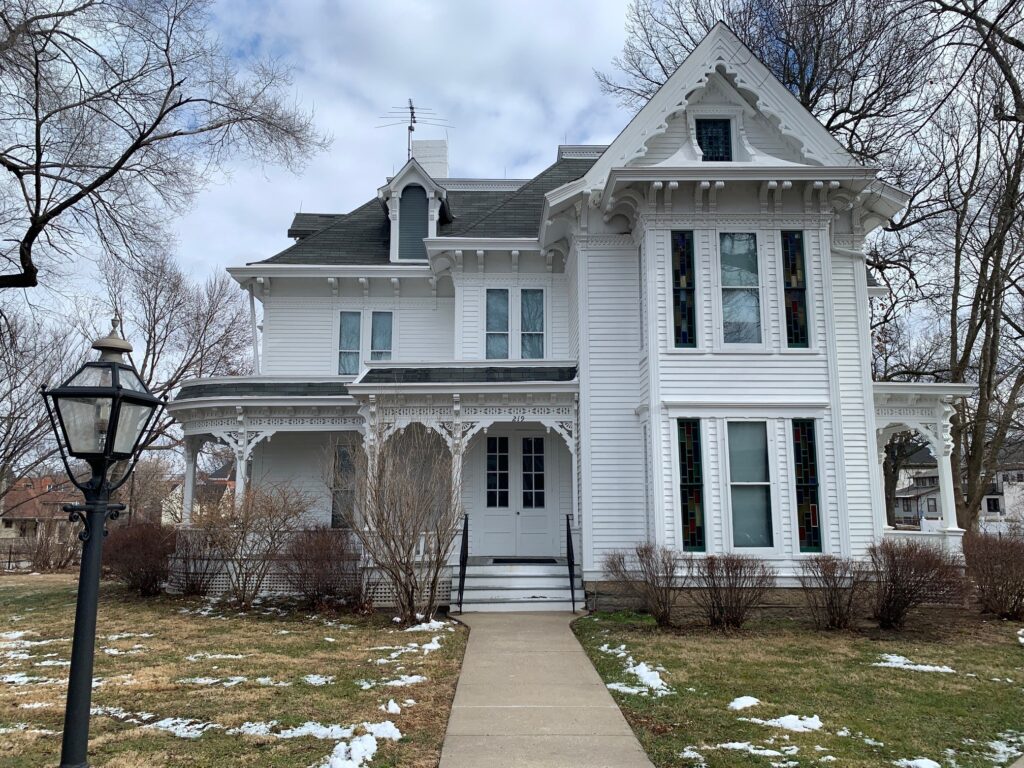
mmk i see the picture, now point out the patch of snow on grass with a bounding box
[313,721,402,768]
[714,742,784,757]
[606,682,645,695]
[741,715,823,733]
[893,759,940,768]
[0,631,27,641]
[983,731,1024,764]
[19,702,51,709]
[256,677,291,687]
[303,675,335,686]
[185,652,246,662]
[680,746,707,765]
[147,717,222,739]
[872,654,955,674]
[728,696,761,711]
[33,659,70,667]
[1,672,57,686]
[379,700,401,714]
[403,619,447,632]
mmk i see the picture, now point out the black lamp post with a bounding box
[41,320,163,768]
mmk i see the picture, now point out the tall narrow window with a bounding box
[486,436,509,507]
[677,419,705,552]
[520,289,544,359]
[485,289,509,359]
[728,421,773,547]
[338,311,361,375]
[695,118,732,161]
[720,233,761,344]
[522,437,545,508]
[672,231,697,348]
[782,231,809,348]
[791,419,821,552]
[370,311,393,360]
[331,443,356,529]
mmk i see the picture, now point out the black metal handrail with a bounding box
[566,514,576,611]
[456,513,469,611]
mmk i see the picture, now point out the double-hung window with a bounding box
[727,421,773,548]
[781,231,810,348]
[720,233,762,344]
[520,289,545,359]
[677,419,705,551]
[486,289,510,359]
[672,231,697,348]
[338,310,393,374]
[486,287,545,359]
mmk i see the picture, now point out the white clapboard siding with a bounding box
[249,432,340,521]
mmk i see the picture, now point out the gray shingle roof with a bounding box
[256,156,597,266]
[175,381,350,400]
[358,366,578,385]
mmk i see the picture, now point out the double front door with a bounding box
[477,432,557,556]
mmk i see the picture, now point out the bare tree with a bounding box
[0,0,328,289]
[335,423,462,625]
[596,0,935,169]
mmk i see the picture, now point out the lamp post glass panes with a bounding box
[42,320,163,768]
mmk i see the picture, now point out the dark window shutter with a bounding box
[398,184,428,260]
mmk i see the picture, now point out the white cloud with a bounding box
[171,0,631,277]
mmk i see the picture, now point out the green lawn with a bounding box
[0,573,466,767]
[574,610,1024,768]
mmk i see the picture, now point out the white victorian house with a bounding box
[168,24,971,610]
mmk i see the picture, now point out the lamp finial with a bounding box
[92,316,133,362]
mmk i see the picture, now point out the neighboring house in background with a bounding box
[161,462,236,526]
[168,24,972,610]
[0,475,78,539]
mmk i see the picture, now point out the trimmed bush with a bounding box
[105,523,176,596]
[281,526,363,610]
[688,553,776,630]
[964,531,1024,620]
[29,519,79,571]
[866,538,963,630]
[602,543,683,626]
[173,526,220,597]
[797,554,867,630]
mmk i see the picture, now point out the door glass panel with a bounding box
[522,437,545,509]
[486,436,509,508]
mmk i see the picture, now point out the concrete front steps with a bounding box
[455,560,584,612]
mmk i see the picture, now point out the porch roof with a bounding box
[175,379,350,400]
[357,365,578,385]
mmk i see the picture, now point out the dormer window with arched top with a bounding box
[398,184,428,260]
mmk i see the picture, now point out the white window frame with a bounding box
[723,418,780,554]
[714,230,767,352]
[776,230,818,352]
[519,287,546,360]
[483,285,548,360]
[336,308,397,377]
[369,310,394,361]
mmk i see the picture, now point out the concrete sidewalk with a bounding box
[438,613,654,768]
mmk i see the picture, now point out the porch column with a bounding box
[932,402,961,532]
[181,436,199,525]
[233,441,247,508]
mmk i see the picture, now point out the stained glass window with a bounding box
[720,233,761,344]
[782,231,810,348]
[792,419,821,552]
[521,289,544,359]
[486,436,509,508]
[677,419,705,552]
[672,231,697,348]
[522,437,545,508]
[696,119,733,161]
[485,289,509,359]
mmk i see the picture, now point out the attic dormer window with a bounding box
[398,184,428,260]
[695,119,732,161]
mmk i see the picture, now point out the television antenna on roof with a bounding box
[376,99,453,159]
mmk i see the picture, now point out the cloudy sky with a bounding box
[172,0,634,278]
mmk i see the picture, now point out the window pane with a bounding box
[696,118,733,161]
[731,486,773,547]
[728,422,769,482]
[521,289,544,332]
[486,289,509,332]
[339,351,359,375]
[671,231,697,348]
[340,311,361,351]
[487,436,509,508]
[521,333,543,359]
[486,333,509,360]
[371,312,392,356]
[722,288,762,343]
[782,231,809,348]
[522,437,545,509]
[792,419,821,553]
[720,234,758,286]
[677,419,705,552]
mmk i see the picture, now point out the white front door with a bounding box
[477,432,557,556]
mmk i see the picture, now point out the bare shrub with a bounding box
[172,525,221,598]
[797,555,867,630]
[866,538,963,630]
[963,532,1024,620]
[335,422,462,625]
[602,543,683,626]
[204,486,307,609]
[688,554,777,630]
[104,523,176,597]
[281,526,363,610]
[29,519,79,571]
